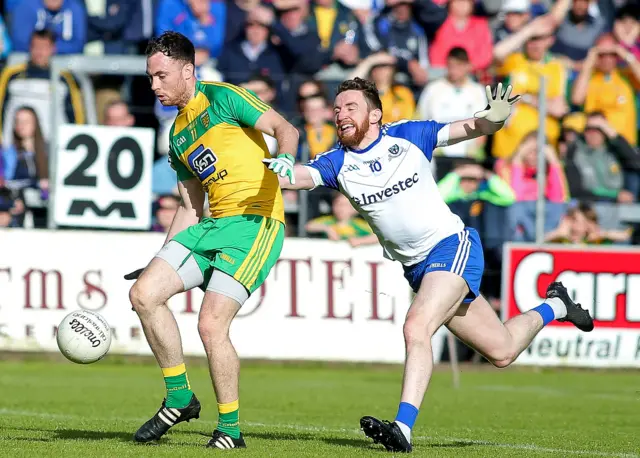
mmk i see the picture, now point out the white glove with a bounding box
[475,82,521,124]
[262,153,296,185]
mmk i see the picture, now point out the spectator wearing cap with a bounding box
[248,0,325,112]
[564,111,640,203]
[11,0,87,54]
[492,14,568,159]
[348,52,415,124]
[572,33,640,147]
[549,0,608,74]
[156,0,226,59]
[0,29,85,144]
[417,47,486,165]
[216,9,285,93]
[493,0,531,44]
[428,0,493,73]
[364,0,428,89]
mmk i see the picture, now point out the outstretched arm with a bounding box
[275,164,317,190]
[446,83,520,146]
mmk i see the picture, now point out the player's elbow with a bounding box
[278,121,299,144]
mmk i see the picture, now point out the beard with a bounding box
[337,118,369,148]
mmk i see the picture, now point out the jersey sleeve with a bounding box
[304,149,344,190]
[219,85,271,128]
[168,145,195,182]
[385,120,448,161]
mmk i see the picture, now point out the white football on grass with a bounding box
[56,310,112,364]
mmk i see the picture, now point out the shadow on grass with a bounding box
[52,429,135,442]
[246,430,371,449]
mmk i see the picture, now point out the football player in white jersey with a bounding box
[267,77,594,453]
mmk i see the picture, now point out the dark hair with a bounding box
[578,201,598,223]
[336,77,383,113]
[586,111,606,119]
[31,29,56,44]
[447,46,469,63]
[13,106,48,179]
[145,31,195,66]
[246,74,275,90]
[616,3,640,20]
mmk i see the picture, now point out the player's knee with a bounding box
[129,282,157,314]
[197,313,229,345]
[403,315,438,347]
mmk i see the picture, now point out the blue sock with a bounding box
[532,303,555,326]
[394,402,419,429]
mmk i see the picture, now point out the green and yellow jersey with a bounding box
[168,81,284,224]
[308,215,373,240]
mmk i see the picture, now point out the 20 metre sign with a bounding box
[53,125,155,229]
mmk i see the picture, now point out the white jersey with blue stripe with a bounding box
[305,119,465,266]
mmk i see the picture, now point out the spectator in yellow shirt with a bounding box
[298,92,336,160]
[305,193,377,247]
[348,52,415,124]
[571,33,640,147]
[491,15,569,159]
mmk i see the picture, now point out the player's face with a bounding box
[334,90,377,148]
[147,52,193,106]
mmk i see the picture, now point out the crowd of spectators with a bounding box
[0,0,639,267]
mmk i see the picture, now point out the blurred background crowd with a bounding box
[0,0,639,310]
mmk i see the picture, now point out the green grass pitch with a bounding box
[0,356,638,457]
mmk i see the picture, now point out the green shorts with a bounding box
[172,215,285,293]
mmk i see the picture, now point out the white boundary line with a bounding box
[0,409,636,458]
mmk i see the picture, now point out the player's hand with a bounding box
[124,268,144,280]
[263,153,296,185]
[475,83,521,124]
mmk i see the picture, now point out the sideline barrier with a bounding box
[0,229,449,364]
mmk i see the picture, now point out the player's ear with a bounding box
[182,63,195,80]
[369,108,382,125]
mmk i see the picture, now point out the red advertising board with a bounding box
[502,243,640,367]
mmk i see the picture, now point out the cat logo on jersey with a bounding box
[200,111,211,129]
